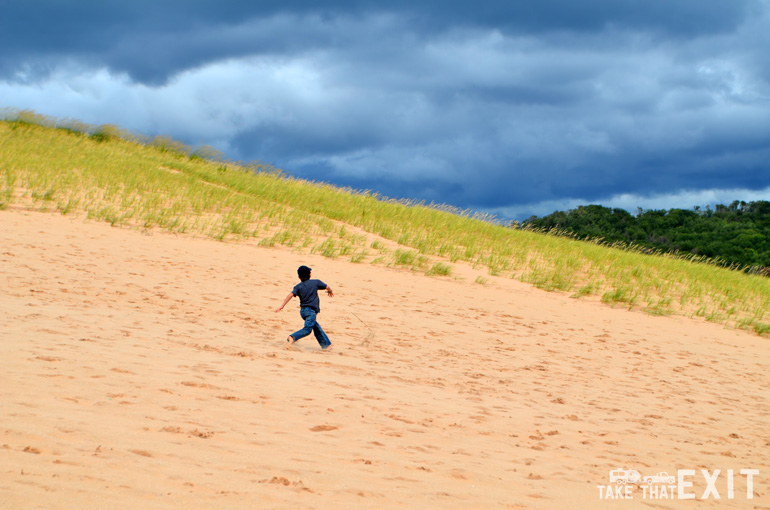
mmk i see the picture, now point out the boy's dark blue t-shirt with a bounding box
[292,279,327,312]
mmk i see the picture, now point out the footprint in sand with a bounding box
[309,425,339,432]
[129,449,153,457]
[260,476,309,490]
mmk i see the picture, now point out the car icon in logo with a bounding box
[643,472,676,484]
[609,469,642,484]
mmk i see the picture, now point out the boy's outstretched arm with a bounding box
[326,285,334,297]
[275,292,294,312]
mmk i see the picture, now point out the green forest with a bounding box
[521,200,770,274]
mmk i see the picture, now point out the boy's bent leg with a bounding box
[289,325,313,343]
[289,308,317,344]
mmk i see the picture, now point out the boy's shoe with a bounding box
[322,344,333,351]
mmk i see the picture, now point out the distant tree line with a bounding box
[520,200,770,273]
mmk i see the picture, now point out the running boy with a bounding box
[274,265,334,350]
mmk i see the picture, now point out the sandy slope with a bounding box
[1,210,768,509]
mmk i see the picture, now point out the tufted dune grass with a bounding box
[1,110,769,336]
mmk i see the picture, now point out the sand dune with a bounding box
[1,210,767,509]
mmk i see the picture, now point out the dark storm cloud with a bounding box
[1,0,769,219]
[0,0,759,83]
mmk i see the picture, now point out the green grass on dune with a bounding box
[1,112,769,336]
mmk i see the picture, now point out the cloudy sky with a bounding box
[2,0,769,220]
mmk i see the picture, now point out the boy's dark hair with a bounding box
[297,265,312,281]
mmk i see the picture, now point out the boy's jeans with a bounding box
[291,307,331,348]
